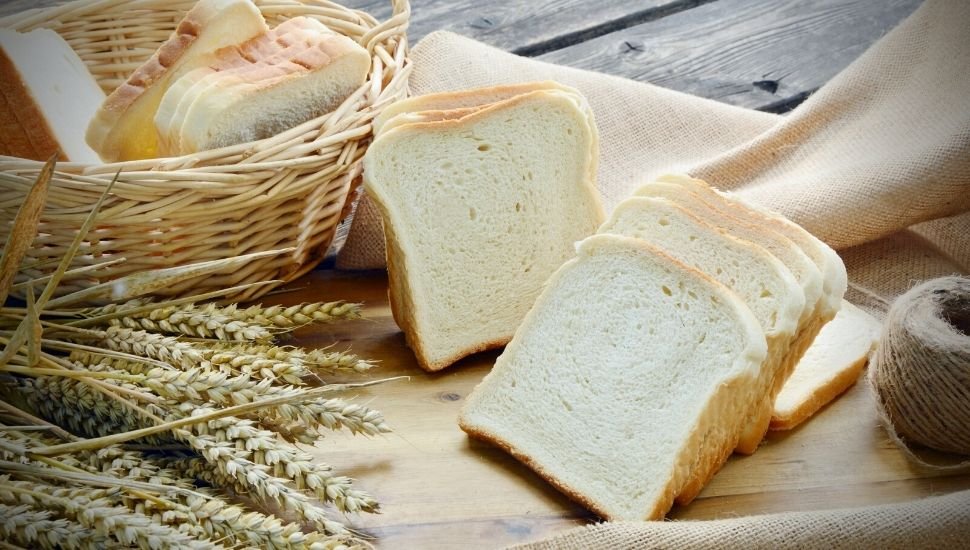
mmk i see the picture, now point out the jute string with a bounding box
[870,276,970,469]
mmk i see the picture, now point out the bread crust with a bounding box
[86,5,205,151]
[372,80,576,134]
[770,355,866,431]
[734,310,829,454]
[0,80,39,159]
[173,19,367,154]
[0,46,61,160]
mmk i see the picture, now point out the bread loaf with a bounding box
[0,28,104,163]
[363,87,604,371]
[85,0,267,161]
[153,16,323,154]
[460,234,768,520]
[161,17,369,155]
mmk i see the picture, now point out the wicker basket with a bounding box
[0,0,410,301]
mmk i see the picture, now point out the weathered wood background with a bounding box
[3,0,920,113]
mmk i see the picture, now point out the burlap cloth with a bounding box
[337,0,970,317]
[512,489,970,549]
[337,0,970,545]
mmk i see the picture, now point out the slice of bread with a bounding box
[86,0,267,161]
[376,106,484,136]
[637,178,824,326]
[171,19,369,155]
[654,174,846,320]
[771,301,881,430]
[460,234,768,521]
[599,196,804,501]
[372,80,577,135]
[153,16,328,154]
[635,180,827,456]
[0,28,104,163]
[643,175,849,454]
[363,88,604,371]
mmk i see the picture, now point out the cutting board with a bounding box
[279,269,970,549]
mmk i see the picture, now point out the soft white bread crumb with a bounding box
[601,196,805,338]
[771,300,881,430]
[460,234,768,520]
[363,88,604,371]
[637,176,845,454]
[638,177,824,326]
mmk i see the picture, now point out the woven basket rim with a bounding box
[0,0,411,178]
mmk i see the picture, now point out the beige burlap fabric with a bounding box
[337,0,970,315]
[511,489,970,550]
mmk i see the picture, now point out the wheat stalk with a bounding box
[98,326,204,368]
[16,376,154,437]
[1,164,394,548]
[110,305,275,342]
[0,503,103,550]
[225,301,362,327]
[183,411,379,514]
[174,433,349,535]
[0,478,217,549]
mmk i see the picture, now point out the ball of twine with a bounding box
[870,276,970,456]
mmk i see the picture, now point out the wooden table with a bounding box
[275,270,970,549]
[6,0,966,547]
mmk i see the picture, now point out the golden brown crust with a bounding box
[673,374,755,507]
[735,310,830,452]
[0,46,65,160]
[458,420,650,521]
[0,82,38,159]
[87,0,267,159]
[101,13,202,116]
[373,80,576,133]
[769,355,867,431]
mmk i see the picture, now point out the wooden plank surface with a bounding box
[341,0,694,55]
[3,0,920,113]
[277,270,970,549]
[538,0,922,111]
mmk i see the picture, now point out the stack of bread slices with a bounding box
[363,82,606,372]
[460,173,855,520]
[84,0,370,162]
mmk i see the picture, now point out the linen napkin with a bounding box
[337,0,970,315]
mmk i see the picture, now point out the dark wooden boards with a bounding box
[537,0,922,111]
[342,0,702,55]
[3,0,922,114]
